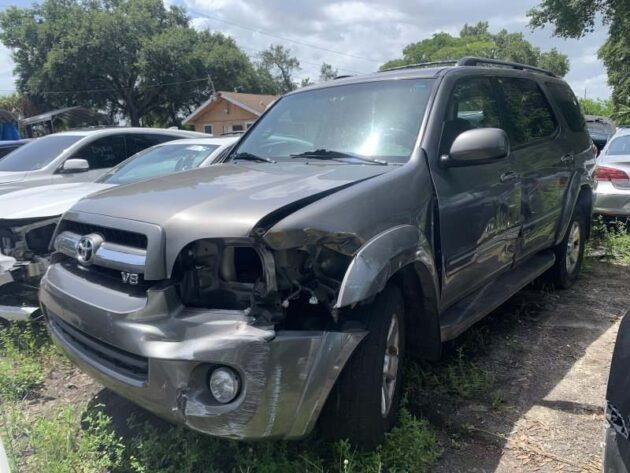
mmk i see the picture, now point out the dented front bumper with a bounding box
[39,263,365,440]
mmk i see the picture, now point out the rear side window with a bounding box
[545,82,586,133]
[607,136,630,155]
[497,77,558,147]
[440,77,502,155]
[125,133,177,157]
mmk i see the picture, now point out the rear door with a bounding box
[496,76,568,260]
[431,75,522,308]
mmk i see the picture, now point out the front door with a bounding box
[431,76,522,309]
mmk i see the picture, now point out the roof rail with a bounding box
[380,60,457,72]
[456,56,557,77]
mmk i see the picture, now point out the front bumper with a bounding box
[40,263,365,440]
[594,181,630,216]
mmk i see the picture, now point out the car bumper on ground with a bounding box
[594,181,630,216]
[39,263,365,440]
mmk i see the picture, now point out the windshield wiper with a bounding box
[290,149,388,165]
[232,152,277,164]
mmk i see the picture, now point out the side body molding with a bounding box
[335,224,438,309]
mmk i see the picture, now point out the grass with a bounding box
[588,216,630,264]
[0,321,57,401]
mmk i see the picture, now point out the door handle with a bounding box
[500,171,519,183]
[560,154,574,164]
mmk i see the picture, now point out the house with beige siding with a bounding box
[182,91,278,135]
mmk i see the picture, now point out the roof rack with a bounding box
[378,56,557,77]
[456,56,557,77]
[380,60,457,72]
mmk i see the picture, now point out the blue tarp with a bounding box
[0,123,20,140]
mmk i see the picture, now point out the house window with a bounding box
[203,124,213,135]
[231,124,244,132]
[245,121,255,129]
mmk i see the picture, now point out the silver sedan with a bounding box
[594,130,630,217]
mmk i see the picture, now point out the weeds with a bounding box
[0,321,56,401]
[589,216,630,264]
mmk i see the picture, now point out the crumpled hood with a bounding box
[71,163,387,238]
[0,172,26,185]
[0,183,115,219]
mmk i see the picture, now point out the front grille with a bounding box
[58,220,148,249]
[47,309,148,383]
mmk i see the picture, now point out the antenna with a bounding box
[207,74,216,96]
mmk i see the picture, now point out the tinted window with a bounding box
[233,79,434,164]
[607,136,630,155]
[126,133,176,157]
[74,135,127,169]
[545,82,586,133]
[101,143,219,185]
[0,135,83,172]
[498,78,557,147]
[440,77,501,154]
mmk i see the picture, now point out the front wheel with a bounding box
[319,285,406,448]
[548,210,587,289]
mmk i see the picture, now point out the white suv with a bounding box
[0,127,204,196]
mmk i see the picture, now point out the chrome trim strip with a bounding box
[55,231,146,274]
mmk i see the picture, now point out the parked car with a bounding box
[0,139,31,160]
[594,128,630,217]
[0,127,205,196]
[40,57,594,447]
[585,115,616,153]
[0,137,237,321]
[604,310,630,473]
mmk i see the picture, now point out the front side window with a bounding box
[100,143,219,185]
[231,79,434,164]
[73,135,127,170]
[440,77,502,155]
[498,77,558,147]
[0,135,83,172]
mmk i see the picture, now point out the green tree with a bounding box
[0,0,269,126]
[319,63,338,81]
[259,44,300,93]
[529,1,626,114]
[579,98,614,117]
[380,21,570,77]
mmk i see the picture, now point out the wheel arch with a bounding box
[335,224,442,360]
[555,180,593,245]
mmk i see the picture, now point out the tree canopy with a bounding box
[380,21,570,77]
[529,0,627,116]
[258,44,301,94]
[0,0,276,126]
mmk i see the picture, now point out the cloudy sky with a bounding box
[0,0,611,99]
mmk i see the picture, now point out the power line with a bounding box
[189,9,382,65]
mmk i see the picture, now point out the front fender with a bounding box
[335,225,438,308]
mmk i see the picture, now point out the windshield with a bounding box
[100,143,219,185]
[231,79,433,164]
[607,136,630,155]
[0,135,83,172]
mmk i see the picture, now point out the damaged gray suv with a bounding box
[40,57,594,447]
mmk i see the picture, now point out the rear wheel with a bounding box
[319,285,405,448]
[548,209,586,289]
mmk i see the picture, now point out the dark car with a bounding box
[41,57,594,447]
[586,115,616,153]
[0,139,30,160]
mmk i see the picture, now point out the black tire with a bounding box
[319,285,406,448]
[548,208,587,289]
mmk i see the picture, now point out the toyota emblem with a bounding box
[76,233,103,266]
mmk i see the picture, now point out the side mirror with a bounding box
[441,128,509,167]
[60,158,89,173]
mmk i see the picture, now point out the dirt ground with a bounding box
[432,259,629,472]
[6,258,629,472]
